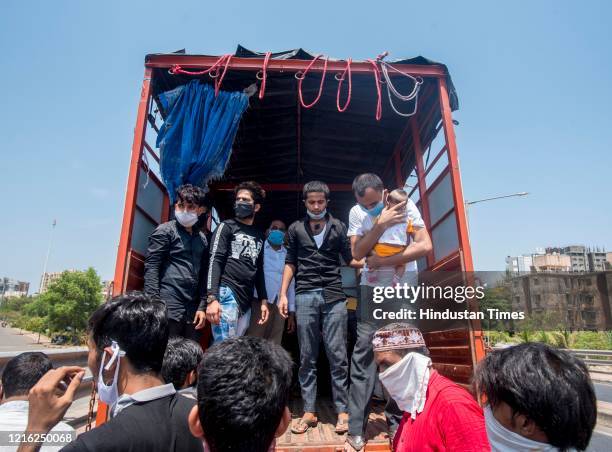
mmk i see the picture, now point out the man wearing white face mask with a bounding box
[278,181,360,435]
[145,184,210,341]
[473,342,596,452]
[368,323,490,452]
[16,292,203,452]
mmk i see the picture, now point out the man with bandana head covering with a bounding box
[352,323,490,452]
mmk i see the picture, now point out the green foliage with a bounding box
[572,331,610,350]
[485,329,612,350]
[515,310,565,333]
[23,316,46,333]
[484,330,512,346]
[4,269,103,338]
[478,286,512,330]
[0,295,30,314]
[37,268,103,333]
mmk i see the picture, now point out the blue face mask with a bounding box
[267,229,285,246]
[360,201,384,217]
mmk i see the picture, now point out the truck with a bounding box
[102,46,486,451]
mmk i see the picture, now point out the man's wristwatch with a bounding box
[206,294,218,305]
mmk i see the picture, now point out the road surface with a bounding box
[0,324,51,352]
[594,382,612,403]
[588,426,612,451]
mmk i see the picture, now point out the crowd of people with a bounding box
[0,303,598,452]
[0,172,598,451]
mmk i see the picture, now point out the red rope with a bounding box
[366,58,383,121]
[258,52,272,100]
[214,55,232,96]
[169,54,230,76]
[298,55,328,109]
[336,58,352,112]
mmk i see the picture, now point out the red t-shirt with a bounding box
[393,371,491,452]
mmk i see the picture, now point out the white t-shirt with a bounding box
[0,400,75,452]
[364,215,408,247]
[361,201,426,247]
[263,242,295,312]
[313,224,327,249]
[349,200,425,286]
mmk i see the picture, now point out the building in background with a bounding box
[507,245,609,274]
[39,270,77,294]
[0,277,29,299]
[39,272,62,294]
[545,245,607,272]
[546,245,588,272]
[101,280,113,300]
[506,255,533,273]
[588,248,608,272]
[510,271,612,330]
[532,254,572,272]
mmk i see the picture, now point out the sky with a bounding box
[0,0,610,290]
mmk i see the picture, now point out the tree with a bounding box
[478,286,512,331]
[27,268,103,334]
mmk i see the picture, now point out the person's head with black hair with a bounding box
[302,180,330,221]
[473,342,596,451]
[0,352,52,402]
[233,181,265,224]
[175,184,208,229]
[352,173,387,216]
[87,291,168,402]
[162,337,204,390]
[188,336,292,452]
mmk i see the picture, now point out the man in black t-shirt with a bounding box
[205,181,269,342]
[16,292,202,452]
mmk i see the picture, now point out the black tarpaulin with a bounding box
[148,46,459,227]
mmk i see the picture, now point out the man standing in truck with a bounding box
[278,181,357,435]
[144,184,209,341]
[247,219,296,344]
[345,173,432,451]
[205,181,269,342]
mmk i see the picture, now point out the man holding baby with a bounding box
[345,173,432,451]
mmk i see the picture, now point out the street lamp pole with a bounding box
[464,192,529,234]
[39,219,56,293]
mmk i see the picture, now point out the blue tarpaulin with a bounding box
[156,80,249,202]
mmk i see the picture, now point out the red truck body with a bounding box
[104,49,486,450]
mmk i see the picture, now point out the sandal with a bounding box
[335,416,349,434]
[291,416,318,434]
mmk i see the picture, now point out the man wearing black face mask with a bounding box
[206,181,269,342]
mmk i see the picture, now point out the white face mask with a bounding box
[378,352,431,420]
[484,406,557,452]
[175,209,198,227]
[307,208,327,220]
[97,341,125,408]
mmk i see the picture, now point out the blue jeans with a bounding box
[295,289,348,413]
[211,286,251,343]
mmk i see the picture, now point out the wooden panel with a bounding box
[125,250,145,292]
[424,328,470,346]
[433,363,473,385]
[277,398,391,451]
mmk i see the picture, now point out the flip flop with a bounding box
[291,417,318,434]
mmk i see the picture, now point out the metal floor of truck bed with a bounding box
[277,397,391,451]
